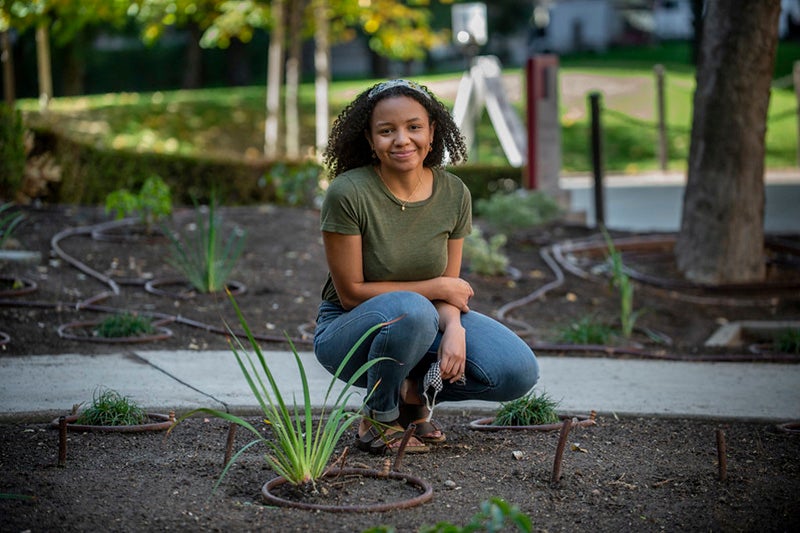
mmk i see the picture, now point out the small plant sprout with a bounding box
[75,388,147,426]
[105,175,172,234]
[94,313,155,338]
[776,329,800,354]
[601,227,642,339]
[493,390,560,427]
[0,202,24,249]
[172,291,393,489]
[557,316,615,345]
[165,194,246,293]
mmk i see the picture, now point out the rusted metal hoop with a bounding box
[0,276,37,297]
[776,421,800,435]
[144,277,246,299]
[0,331,9,346]
[57,318,173,344]
[50,413,174,432]
[469,413,597,432]
[261,467,433,512]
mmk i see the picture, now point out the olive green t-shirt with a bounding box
[320,165,472,306]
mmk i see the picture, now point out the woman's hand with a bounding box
[438,323,467,383]
[440,276,473,312]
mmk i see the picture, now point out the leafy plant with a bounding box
[463,227,509,276]
[94,313,155,338]
[557,316,615,345]
[601,227,641,339]
[776,329,800,354]
[265,161,323,207]
[165,194,246,293]
[75,388,147,426]
[105,175,172,234]
[0,104,26,196]
[173,291,391,489]
[0,202,25,249]
[475,189,561,234]
[368,497,532,533]
[493,389,560,427]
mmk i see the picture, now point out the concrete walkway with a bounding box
[1,349,798,423]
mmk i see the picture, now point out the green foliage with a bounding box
[165,194,246,293]
[0,202,25,249]
[94,312,155,338]
[265,162,323,207]
[493,390,560,427]
[105,175,172,233]
[601,227,641,339]
[475,190,561,234]
[557,316,615,345]
[173,292,391,488]
[0,105,26,196]
[463,227,509,277]
[776,329,800,354]
[366,497,532,533]
[75,388,148,426]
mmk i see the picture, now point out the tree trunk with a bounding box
[285,0,304,159]
[1,31,15,106]
[264,0,285,158]
[35,22,53,110]
[226,38,251,86]
[182,23,203,89]
[674,0,781,285]
[62,30,89,96]
[313,0,330,161]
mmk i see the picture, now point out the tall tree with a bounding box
[675,0,781,284]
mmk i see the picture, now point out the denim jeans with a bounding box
[313,291,539,423]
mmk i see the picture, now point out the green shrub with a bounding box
[94,313,155,338]
[475,189,561,234]
[493,390,560,426]
[105,175,172,233]
[75,388,148,426]
[776,329,800,354]
[463,227,509,276]
[265,161,323,207]
[0,105,26,197]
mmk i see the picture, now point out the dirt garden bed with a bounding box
[1,203,799,530]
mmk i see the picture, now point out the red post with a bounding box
[526,55,559,190]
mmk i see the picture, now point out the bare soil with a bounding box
[1,203,799,531]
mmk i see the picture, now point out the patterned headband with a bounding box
[368,79,431,100]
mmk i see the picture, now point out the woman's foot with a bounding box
[355,418,429,455]
[398,402,447,444]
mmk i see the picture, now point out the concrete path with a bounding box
[2,350,798,423]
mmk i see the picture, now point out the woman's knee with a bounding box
[497,350,540,400]
[378,291,438,332]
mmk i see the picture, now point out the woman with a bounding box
[314,79,539,454]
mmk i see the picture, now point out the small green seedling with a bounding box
[94,313,155,338]
[557,315,615,345]
[493,390,560,426]
[75,388,147,426]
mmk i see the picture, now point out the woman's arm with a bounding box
[323,231,473,311]
[435,238,469,382]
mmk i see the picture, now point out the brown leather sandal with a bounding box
[399,405,447,444]
[355,422,429,455]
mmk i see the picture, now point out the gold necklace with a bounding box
[376,166,424,211]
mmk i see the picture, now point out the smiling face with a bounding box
[366,95,435,175]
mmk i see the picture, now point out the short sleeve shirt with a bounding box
[320,165,472,306]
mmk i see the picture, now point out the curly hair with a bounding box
[323,80,468,178]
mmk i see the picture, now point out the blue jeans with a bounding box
[313,291,539,423]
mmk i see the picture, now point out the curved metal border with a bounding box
[0,276,37,298]
[262,467,433,512]
[51,413,174,432]
[144,278,246,299]
[57,319,173,344]
[469,413,597,432]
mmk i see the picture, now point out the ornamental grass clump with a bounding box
[165,194,246,293]
[174,291,391,489]
[557,315,615,345]
[493,390,560,427]
[75,388,148,426]
[94,312,155,338]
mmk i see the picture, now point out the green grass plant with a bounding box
[557,316,615,345]
[75,388,148,426]
[776,329,800,354]
[94,312,155,338]
[0,202,25,249]
[493,390,560,427]
[165,194,246,293]
[173,291,392,489]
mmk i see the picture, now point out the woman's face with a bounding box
[366,95,435,174]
